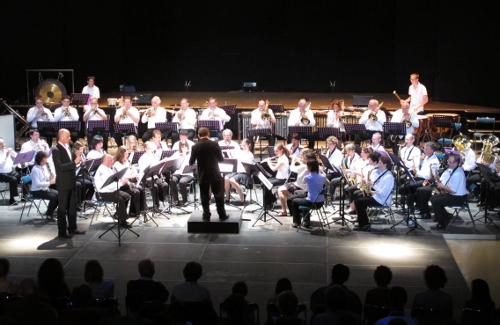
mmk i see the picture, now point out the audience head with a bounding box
[232,281,248,297]
[137,259,155,278]
[423,264,447,290]
[325,285,348,311]
[471,278,494,306]
[84,259,104,284]
[275,278,293,295]
[71,284,93,308]
[373,265,392,287]
[222,294,248,321]
[0,258,11,278]
[278,291,298,316]
[337,314,358,325]
[387,318,407,325]
[183,261,202,282]
[331,264,350,285]
[37,258,65,297]
[389,286,408,311]
[18,277,38,298]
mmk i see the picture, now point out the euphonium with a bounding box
[452,134,471,163]
[368,102,384,122]
[261,100,271,121]
[301,101,311,125]
[479,134,499,164]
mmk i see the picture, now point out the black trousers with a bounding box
[57,188,78,234]
[113,132,138,147]
[286,189,307,215]
[0,171,21,201]
[199,180,226,218]
[100,190,130,222]
[31,188,58,216]
[354,196,379,227]
[170,174,194,202]
[416,186,433,215]
[291,197,324,224]
[430,194,467,224]
[264,178,286,206]
[144,178,168,207]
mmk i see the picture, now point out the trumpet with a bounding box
[146,107,156,118]
[121,107,129,120]
[300,101,311,125]
[63,107,70,117]
[368,102,384,122]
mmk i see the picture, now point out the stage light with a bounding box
[368,243,414,259]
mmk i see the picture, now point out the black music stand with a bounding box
[60,121,81,133]
[220,146,235,159]
[250,163,282,226]
[130,151,145,165]
[247,128,271,160]
[220,104,236,116]
[199,120,221,138]
[433,115,455,149]
[344,123,368,144]
[268,104,284,113]
[88,120,109,138]
[160,150,178,160]
[288,126,312,137]
[139,160,169,225]
[471,164,500,231]
[383,122,406,143]
[240,162,263,214]
[37,121,58,144]
[14,151,36,176]
[182,163,199,210]
[155,122,178,142]
[98,167,139,246]
[71,93,91,107]
[114,123,136,145]
[317,127,340,141]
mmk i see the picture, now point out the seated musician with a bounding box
[468,152,498,204]
[262,144,290,209]
[26,96,55,145]
[453,137,476,176]
[170,141,194,207]
[429,153,468,230]
[326,100,345,134]
[87,135,107,160]
[19,129,51,171]
[358,99,386,144]
[94,154,138,229]
[125,135,139,164]
[287,99,316,149]
[199,97,230,140]
[354,156,394,231]
[219,129,241,158]
[113,96,140,147]
[291,159,328,228]
[113,147,144,216]
[141,96,167,143]
[172,97,197,143]
[83,97,109,151]
[249,99,276,151]
[370,132,386,152]
[345,147,374,214]
[138,141,169,210]
[323,136,343,196]
[0,137,24,205]
[399,134,422,169]
[53,95,80,143]
[402,142,440,215]
[276,149,313,216]
[387,102,419,155]
[74,141,95,209]
[30,151,58,222]
[172,130,195,152]
[286,133,304,160]
[224,138,254,204]
[150,130,169,161]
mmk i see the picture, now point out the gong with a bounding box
[35,79,67,104]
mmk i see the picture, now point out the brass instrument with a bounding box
[432,166,446,196]
[261,100,271,121]
[368,102,384,122]
[339,99,347,124]
[392,90,403,102]
[343,157,356,185]
[300,101,311,125]
[63,107,70,117]
[208,108,215,120]
[146,108,155,117]
[358,165,372,197]
[121,107,129,120]
[479,134,499,164]
[452,134,471,163]
[423,163,437,187]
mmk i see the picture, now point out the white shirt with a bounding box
[326,147,343,173]
[408,82,427,113]
[287,107,316,127]
[138,152,158,175]
[400,145,421,169]
[30,164,52,191]
[172,140,195,151]
[20,139,50,165]
[359,109,386,131]
[250,108,275,129]
[218,140,241,158]
[172,108,197,130]
[83,106,107,127]
[141,106,167,129]
[416,154,440,180]
[200,107,230,131]
[286,143,303,159]
[390,109,419,136]
[94,164,119,193]
[236,151,254,173]
[173,154,193,175]
[0,149,15,173]
[82,85,100,100]
[152,142,169,160]
[326,110,345,132]
[26,106,54,127]
[372,169,395,205]
[440,167,468,196]
[371,143,386,152]
[115,106,140,126]
[113,161,136,180]
[460,147,477,172]
[53,106,79,122]
[275,155,289,179]
[87,149,106,160]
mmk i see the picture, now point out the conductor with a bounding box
[189,127,228,220]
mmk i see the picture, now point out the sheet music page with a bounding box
[257,172,273,190]
[218,163,233,174]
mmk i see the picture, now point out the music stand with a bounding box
[471,164,500,231]
[268,104,284,113]
[155,122,178,140]
[383,122,406,143]
[182,163,199,210]
[114,123,136,145]
[199,120,221,134]
[130,151,145,165]
[220,104,237,116]
[240,162,263,214]
[344,123,367,144]
[88,120,109,137]
[59,121,81,133]
[71,93,91,107]
[37,121,58,143]
[433,115,455,148]
[14,151,36,176]
[139,160,169,224]
[248,162,282,226]
[248,128,271,160]
[98,167,139,246]
[160,150,178,160]
[267,146,276,158]
[288,126,312,136]
[220,146,235,159]
[317,127,340,141]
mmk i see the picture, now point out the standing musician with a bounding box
[26,96,55,145]
[199,97,231,140]
[387,102,419,155]
[400,73,428,114]
[354,156,394,231]
[429,153,468,230]
[113,146,145,214]
[83,97,108,151]
[19,129,50,169]
[113,96,140,147]
[52,129,86,238]
[402,142,440,215]
[82,76,100,105]
[326,100,345,133]
[53,95,80,143]
[172,130,195,152]
[0,137,24,206]
[287,99,316,149]
[95,154,138,229]
[224,138,254,204]
[141,96,167,143]
[358,99,386,143]
[189,127,228,220]
[138,141,169,211]
[218,129,241,158]
[30,151,58,222]
[286,133,304,160]
[172,98,197,143]
[345,147,374,214]
[170,141,194,207]
[262,144,290,209]
[249,99,277,151]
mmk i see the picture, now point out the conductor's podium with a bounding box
[187,210,242,234]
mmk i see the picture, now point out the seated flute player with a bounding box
[224,138,254,204]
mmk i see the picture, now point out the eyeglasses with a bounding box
[36,101,43,104]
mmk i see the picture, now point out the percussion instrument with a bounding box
[107,98,118,107]
[426,113,460,140]
[416,115,429,138]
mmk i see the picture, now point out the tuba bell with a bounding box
[452,134,471,163]
[479,134,499,164]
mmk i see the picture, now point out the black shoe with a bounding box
[70,229,86,235]
[418,213,431,219]
[430,223,446,230]
[58,232,73,239]
[219,215,229,221]
[46,215,57,222]
[202,214,211,220]
[354,224,370,232]
[120,221,132,229]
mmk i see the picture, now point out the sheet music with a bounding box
[218,163,234,174]
[257,172,273,190]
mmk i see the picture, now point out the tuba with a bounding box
[301,101,312,125]
[479,134,499,164]
[452,134,471,163]
[368,102,384,122]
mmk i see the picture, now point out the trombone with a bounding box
[300,101,312,125]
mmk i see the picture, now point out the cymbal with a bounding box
[35,79,67,104]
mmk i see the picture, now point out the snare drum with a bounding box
[107,98,118,106]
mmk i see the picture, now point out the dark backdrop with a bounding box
[1,0,499,107]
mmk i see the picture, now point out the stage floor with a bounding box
[1,190,499,323]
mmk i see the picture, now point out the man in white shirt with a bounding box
[218,129,241,158]
[114,96,140,147]
[370,132,386,152]
[82,76,100,105]
[387,102,419,155]
[287,98,316,149]
[19,129,51,169]
[199,97,230,139]
[83,97,109,151]
[26,96,55,145]
[172,130,195,152]
[0,137,22,205]
[94,154,136,228]
[359,99,386,143]
[141,96,167,143]
[399,134,422,170]
[400,73,428,114]
[172,97,197,143]
[249,99,276,151]
[53,95,80,143]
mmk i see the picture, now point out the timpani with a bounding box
[416,115,431,143]
[426,113,460,140]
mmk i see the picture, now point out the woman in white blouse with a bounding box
[87,136,106,160]
[170,141,194,206]
[224,138,255,204]
[30,151,58,221]
[263,144,290,208]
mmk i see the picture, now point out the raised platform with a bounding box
[187,210,242,234]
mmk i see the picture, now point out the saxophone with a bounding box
[432,167,447,196]
[344,157,356,185]
[423,163,435,186]
[358,165,372,197]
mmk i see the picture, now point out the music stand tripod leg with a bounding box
[252,186,282,226]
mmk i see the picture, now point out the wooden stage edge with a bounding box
[99,91,500,114]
